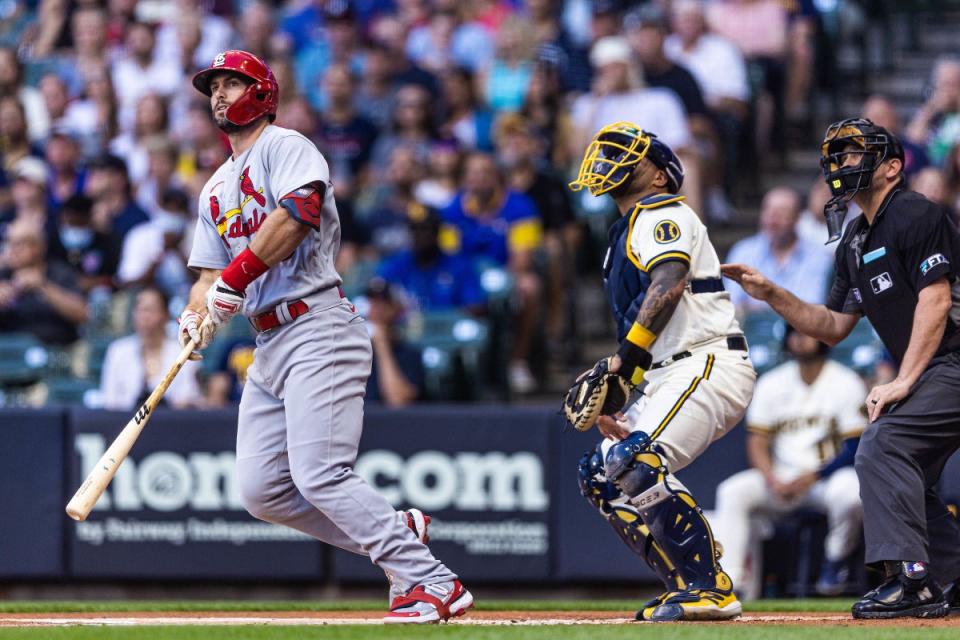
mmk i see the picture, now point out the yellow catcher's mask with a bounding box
[569,122,652,196]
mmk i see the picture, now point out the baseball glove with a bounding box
[562,357,632,432]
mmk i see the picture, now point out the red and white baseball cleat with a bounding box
[401,508,431,544]
[384,579,474,624]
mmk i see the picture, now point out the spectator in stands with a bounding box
[943,142,960,217]
[370,83,436,174]
[795,175,836,256]
[206,334,257,407]
[116,188,192,306]
[0,219,88,345]
[440,67,494,152]
[440,151,542,393]
[316,63,379,203]
[724,187,832,312]
[367,13,439,96]
[63,7,113,95]
[477,15,535,112]
[111,93,171,185]
[293,1,363,112]
[911,167,954,219]
[570,36,701,213]
[377,207,485,313]
[0,47,49,143]
[45,130,86,212]
[405,7,494,73]
[627,3,732,221]
[862,94,929,178]
[47,194,119,294]
[521,57,574,170]
[713,326,864,599]
[111,21,181,136]
[524,0,591,94]
[666,0,749,202]
[100,285,201,410]
[60,65,120,157]
[136,137,185,214]
[38,74,71,133]
[364,277,424,407]
[0,96,38,174]
[906,56,960,166]
[494,112,577,346]
[355,43,398,130]
[7,158,49,233]
[85,153,149,240]
[237,0,278,61]
[414,138,462,210]
[356,145,428,259]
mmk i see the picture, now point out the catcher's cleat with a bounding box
[643,587,742,622]
[635,591,677,621]
[852,570,949,620]
[384,579,474,624]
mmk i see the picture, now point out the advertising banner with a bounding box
[333,406,554,583]
[0,409,65,577]
[66,408,324,579]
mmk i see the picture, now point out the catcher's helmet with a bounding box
[192,50,279,127]
[569,122,684,196]
[819,117,903,202]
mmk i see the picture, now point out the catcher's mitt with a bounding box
[562,357,631,432]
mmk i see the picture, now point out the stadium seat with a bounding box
[0,334,50,386]
[829,318,882,375]
[41,377,100,407]
[741,310,786,374]
[406,311,491,401]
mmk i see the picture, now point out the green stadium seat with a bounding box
[42,377,99,406]
[0,334,49,386]
[830,318,882,375]
[741,310,786,375]
[405,311,491,401]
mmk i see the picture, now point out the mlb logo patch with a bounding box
[870,272,893,294]
[920,253,948,275]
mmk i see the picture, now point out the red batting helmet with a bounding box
[192,50,279,127]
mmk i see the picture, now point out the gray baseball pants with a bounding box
[234,288,456,592]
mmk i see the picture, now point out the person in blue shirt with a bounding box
[378,208,486,314]
[440,152,543,394]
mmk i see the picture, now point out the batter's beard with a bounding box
[215,114,244,133]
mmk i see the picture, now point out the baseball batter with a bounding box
[566,122,756,621]
[178,50,472,624]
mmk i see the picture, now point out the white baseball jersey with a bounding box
[188,124,342,316]
[627,199,741,362]
[747,360,867,480]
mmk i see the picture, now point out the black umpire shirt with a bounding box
[826,187,960,365]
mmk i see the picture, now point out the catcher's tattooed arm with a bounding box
[635,261,689,335]
[611,260,689,376]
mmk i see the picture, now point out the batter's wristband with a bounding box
[221,247,269,292]
[616,341,652,385]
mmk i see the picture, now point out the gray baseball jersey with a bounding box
[188,124,342,315]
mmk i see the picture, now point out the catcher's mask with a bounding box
[819,117,903,243]
[569,122,684,196]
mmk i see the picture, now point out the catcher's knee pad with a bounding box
[578,445,681,591]
[604,433,730,593]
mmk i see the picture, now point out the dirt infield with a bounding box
[1,611,958,627]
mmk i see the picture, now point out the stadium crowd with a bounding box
[0,0,950,409]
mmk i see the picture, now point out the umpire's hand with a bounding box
[866,378,911,422]
[721,263,775,302]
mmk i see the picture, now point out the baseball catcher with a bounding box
[565,122,756,621]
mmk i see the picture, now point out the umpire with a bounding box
[723,118,960,619]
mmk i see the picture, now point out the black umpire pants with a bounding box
[855,352,960,585]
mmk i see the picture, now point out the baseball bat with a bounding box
[65,318,210,521]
